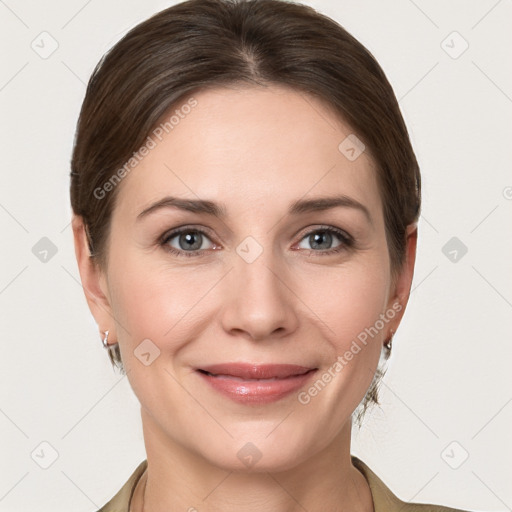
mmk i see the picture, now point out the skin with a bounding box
[73,84,417,512]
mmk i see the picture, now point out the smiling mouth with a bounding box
[197,369,313,381]
[195,363,318,404]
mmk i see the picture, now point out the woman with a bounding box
[70,0,472,510]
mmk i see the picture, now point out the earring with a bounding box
[102,330,121,369]
[102,330,110,348]
[102,330,119,350]
[384,331,394,352]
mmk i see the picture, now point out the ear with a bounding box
[384,223,418,337]
[71,214,116,343]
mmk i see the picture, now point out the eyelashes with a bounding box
[158,225,355,259]
[294,226,354,255]
[160,226,216,257]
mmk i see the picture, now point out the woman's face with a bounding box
[81,85,414,472]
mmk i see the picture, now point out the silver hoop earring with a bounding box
[102,330,109,348]
[102,330,122,370]
[384,331,394,352]
[102,330,119,350]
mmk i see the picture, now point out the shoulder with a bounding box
[351,456,473,512]
[97,459,147,512]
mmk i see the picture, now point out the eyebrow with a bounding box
[137,194,372,224]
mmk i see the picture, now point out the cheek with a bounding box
[298,256,391,348]
[296,255,391,413]
[333,270,389,345]
[108,260,204,348]
[106,258,199,410]
[105,242,230,381]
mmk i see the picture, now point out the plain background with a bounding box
[0,0,511,511]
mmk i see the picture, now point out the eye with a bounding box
[159,225,354,258]
[296,226,353,255]
[160,227,216,258]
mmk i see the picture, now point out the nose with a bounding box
[220,246,299,342]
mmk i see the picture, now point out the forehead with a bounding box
[113,85,382,222]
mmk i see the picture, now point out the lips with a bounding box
[195,363,317,404]
[197,363,314,380]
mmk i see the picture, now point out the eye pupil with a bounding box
[310,231,332,250]
[180,232,202,250]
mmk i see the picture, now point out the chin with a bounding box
[195,431,313,474]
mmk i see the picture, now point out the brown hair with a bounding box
[70,0,421,412]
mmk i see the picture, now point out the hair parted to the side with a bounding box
[70,0,421,421]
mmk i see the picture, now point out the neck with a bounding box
[135,407,373,512]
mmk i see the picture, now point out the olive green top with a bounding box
[97,456,470,511]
